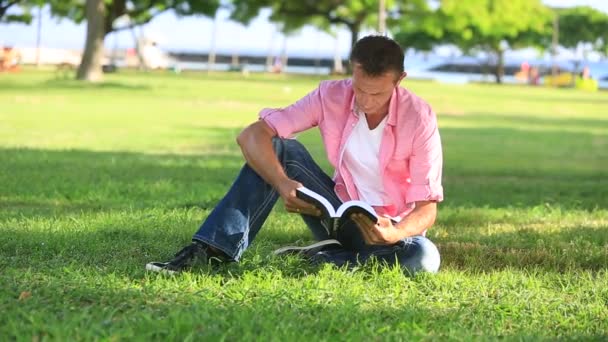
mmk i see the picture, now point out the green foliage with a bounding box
[47,0,221,34]
[393,8,445,52]
[397,0,553,83]
[45,0,84,25]
[230,0,429,49]
[557,6,608,56]
[438,0,551,52]
[0,0,45,24]
[0,70,607,339]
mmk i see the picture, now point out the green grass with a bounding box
[1,69,607,340]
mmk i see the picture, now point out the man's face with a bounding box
[352,63,405,116]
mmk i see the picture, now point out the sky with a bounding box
[1,0,607,58]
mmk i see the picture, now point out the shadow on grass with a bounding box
[43,79,152,91]
[0,123,606,273]
[2,213,605,276]
[439,126,607,210]
[0,118,605,212]
[0,147,244,219]
[437,225,608,272]
[2,78,152,92]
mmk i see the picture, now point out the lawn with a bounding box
[0,69,607,340]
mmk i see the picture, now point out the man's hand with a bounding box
[237,121,320,217]
[351,214,401,245]
[276,178,321,217]
[352,201,437,245]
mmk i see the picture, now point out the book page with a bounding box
[296,186,337,217]
[335,200,378,222]
[336,201,402,224]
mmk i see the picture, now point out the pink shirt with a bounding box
[260,79,443,220]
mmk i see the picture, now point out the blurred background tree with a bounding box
[230,0,430,61]
[395,0,553,84]
[557,6,608,59]
[47,0,222,81]
[0,0,45,24]
[10,0,605,83]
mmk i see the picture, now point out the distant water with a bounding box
[175,61,331,75]
[404,54,608,89]
[174,56,608,89]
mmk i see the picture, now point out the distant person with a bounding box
[0,46,20,72]
[529,66,540,85]
[515,61,531,84]
[580,65,592,80]
[271,56,283,73]
[147,35,443,275]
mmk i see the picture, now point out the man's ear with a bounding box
[397,72,407,84]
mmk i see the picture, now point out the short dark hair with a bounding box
[350,35,404,76]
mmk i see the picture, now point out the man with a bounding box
[147,35,443,275]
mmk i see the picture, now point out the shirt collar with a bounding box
[386,87,399,127]
[349,84,400,127]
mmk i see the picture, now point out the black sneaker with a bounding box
[273,239,342,258]
[146,241,209,274]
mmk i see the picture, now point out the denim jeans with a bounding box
[193,138,440,274]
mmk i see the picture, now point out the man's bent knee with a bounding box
[272,137,305,152]
[272,137,310,163]
[401,236,441,275]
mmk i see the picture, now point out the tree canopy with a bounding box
[7,0,607,83]
[395,0,553,83]
[556,6,608,57]
[48,0,221,34]
[230,0,430,55]
[46,0,222,81]
[0,0,44,24]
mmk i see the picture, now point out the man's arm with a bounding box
[393,201,436,237]
[236,120,320,216]
[351,200,437,244]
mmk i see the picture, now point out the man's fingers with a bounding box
[284,194,320,212]
[353,215,368,231]
[352,214,377,244]
[285,202,321,216]
[358,214,376,227]
[350,214,391,245]
[362,227,377,244]
[353,214,373,229]
[290,197,319,211]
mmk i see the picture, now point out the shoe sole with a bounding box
[273,239,341,256]
[145,262,177,275]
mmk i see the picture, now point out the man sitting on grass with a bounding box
[147,35,443,275]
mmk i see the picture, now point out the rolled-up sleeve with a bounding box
[405,105,443,204]
[259,84,323,138]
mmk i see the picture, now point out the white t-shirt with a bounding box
[342,113,388,205]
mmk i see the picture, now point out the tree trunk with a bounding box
[266,29,277,71]
[347,24,360,73]
[333,35,344,74]
[493,49,504,84]
[349,25,359,54]
[130,25,147,71]
[76,0,106,81]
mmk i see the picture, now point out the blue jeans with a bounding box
[193,138,441,274]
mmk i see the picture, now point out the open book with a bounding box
[296,186,401,233]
